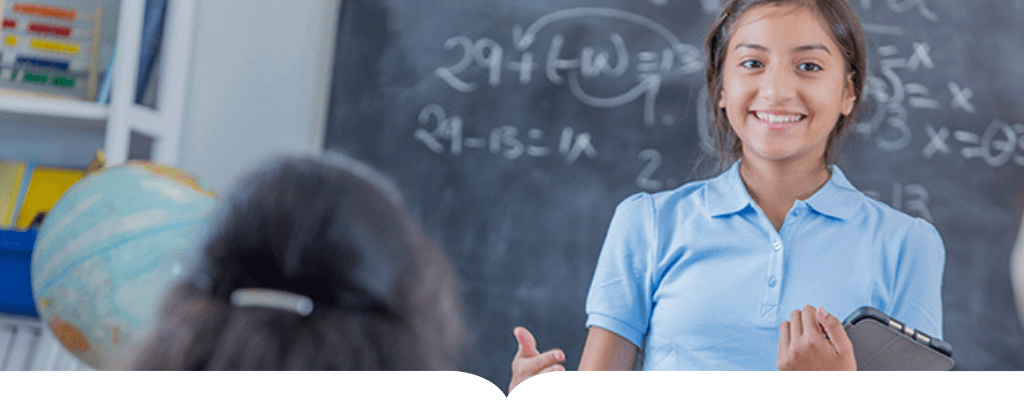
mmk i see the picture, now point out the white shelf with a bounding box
[0,95,108,121]
[0,0,196,167]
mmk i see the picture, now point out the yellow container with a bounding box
[0,161,27,227]
[15,166,84,229]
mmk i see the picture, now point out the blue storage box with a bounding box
[0,229,38,317]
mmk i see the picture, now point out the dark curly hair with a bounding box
[129,152,465,370]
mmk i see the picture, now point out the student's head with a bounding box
[704,0,867,169]
[129,152,465,370]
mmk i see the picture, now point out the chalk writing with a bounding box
[859,0,939,22]
[851,4,1024,170]
[948,82,976,114]
[435,7,702,128]
[922,120,1024,168]
[922,125,950,158]
[849,33,1020,170]
[635,149,677,191]
[414,104,598,164]
[856,42,940,152]
[961,120,1021,168]
[863,182,933,221]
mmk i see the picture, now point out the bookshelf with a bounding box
[0,95,108,119]
[0,0,197,167]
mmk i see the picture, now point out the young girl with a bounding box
[510,0,944,388]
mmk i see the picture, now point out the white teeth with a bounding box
[755,112,803,124]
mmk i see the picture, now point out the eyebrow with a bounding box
[734,43,833,55]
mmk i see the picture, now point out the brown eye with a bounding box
[741,60,764,69]
[798,62,822,72]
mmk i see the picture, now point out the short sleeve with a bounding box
[584,193,657,348]
[888,218,945,339]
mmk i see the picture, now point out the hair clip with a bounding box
[230,288,314,316]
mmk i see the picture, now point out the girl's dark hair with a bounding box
[704,0,867,170]
[129,152,465,370]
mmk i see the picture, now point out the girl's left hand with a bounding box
[777,305,857,371]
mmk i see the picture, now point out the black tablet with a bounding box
[842,306,954,371]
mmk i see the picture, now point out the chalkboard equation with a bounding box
[855,2,1024,170]
[415,104,598,165]
[433,7,702,127]
[859,37,1024,168]
[415,7,711,192]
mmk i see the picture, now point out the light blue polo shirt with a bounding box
[584,162,944,370]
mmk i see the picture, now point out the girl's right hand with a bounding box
[508,326,565,393]
[777,306,857,371]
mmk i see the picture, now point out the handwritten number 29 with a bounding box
[436,36,504,92]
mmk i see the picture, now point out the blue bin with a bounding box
[0,229,38,317]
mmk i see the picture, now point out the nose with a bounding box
[760,65,797,104]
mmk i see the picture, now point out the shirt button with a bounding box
[768,277,777,287]
[773,241,782,251]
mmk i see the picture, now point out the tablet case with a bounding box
[842,306,954,371]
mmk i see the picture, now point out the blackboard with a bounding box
[324,0,1024,385]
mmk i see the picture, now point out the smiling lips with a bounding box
[752,111,806,130]
[754,111,805,123]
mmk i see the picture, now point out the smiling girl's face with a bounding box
[718,4,857,168]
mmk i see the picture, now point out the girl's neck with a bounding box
[738,156,831,231]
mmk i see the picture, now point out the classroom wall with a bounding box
[177,0,341,194]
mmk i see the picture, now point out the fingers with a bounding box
[778,321,791,347]
[778,320,791,361]
[539,348,566,366]
[817,307,854,355]
[514,326,564,365]
[538,362,566,374]
[789,308,803,338]
[778,305,858,371]
[800,305,821,339]
[510,348,565,392]
[782,307,830,359]
[513,326,539,358]
[512,348,565,376]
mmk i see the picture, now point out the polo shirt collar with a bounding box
[704,161,863,220]
[705,161,753,217]
[804,165,863,220]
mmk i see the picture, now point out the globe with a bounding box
[30,162,217,370]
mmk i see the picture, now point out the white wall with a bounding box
[177,0,341,194]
